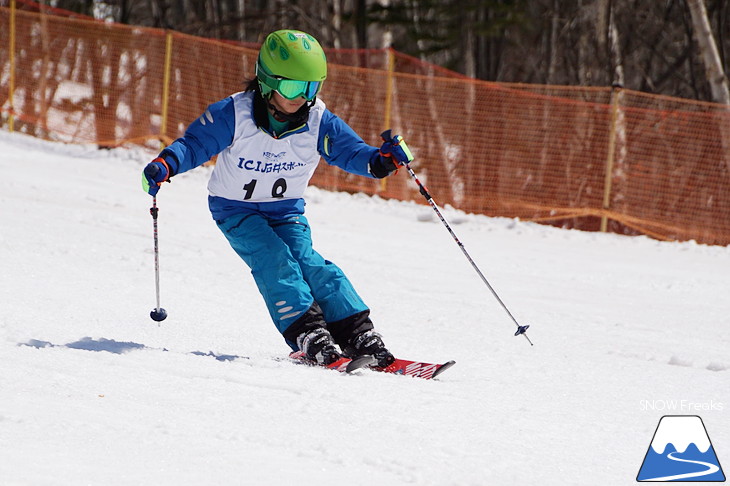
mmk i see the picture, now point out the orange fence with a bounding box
[2,6,729,245]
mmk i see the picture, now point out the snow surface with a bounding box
[0,129,728,485]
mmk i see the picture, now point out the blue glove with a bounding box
[380,129,414,165]
[142,157,170,196]
[369,130,415,179]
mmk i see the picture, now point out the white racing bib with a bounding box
[208,92,324,203]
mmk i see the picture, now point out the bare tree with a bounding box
[47,0,730,103]
[686,0,730,104]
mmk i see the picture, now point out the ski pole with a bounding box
[149,196,167,322]
[384,131,533,345]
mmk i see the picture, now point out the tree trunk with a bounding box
[546,0,560,84]
[238,0,246,41]
[463,15,475,78]
[602,0,628,233]
[355,0,367,48]
[331,0,342,48]
[686,0,730,104]
[380,0,392,48]
[686,0,730,173]
[577,0,592,85]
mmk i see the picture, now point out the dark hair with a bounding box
[245,77,259,92]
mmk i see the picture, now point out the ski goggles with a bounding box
[256,66,322,101]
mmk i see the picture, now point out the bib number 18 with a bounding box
[242,178,287,199]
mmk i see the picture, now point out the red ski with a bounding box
[288,351,375,373]
[373,358,456,380]
[289,351,455,379]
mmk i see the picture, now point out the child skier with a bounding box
[142,29,413,368]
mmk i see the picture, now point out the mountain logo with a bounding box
[637,415,725,482]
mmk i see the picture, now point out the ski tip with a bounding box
[346,354,377,373]
[432,360,456,379]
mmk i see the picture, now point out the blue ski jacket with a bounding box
[156,91,382,221]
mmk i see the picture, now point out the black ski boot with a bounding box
[296,327,342,366]
[349,330,395,368]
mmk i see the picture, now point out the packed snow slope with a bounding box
[1,130,728,485]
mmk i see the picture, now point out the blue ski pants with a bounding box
[216,212,368,344]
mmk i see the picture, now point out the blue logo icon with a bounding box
[637,415,725,482]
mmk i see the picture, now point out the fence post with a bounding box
[8,0,16,132]
[383,47,395,131]
[601,83,622,232]
[379,47,396,192]
[159,31,174,149]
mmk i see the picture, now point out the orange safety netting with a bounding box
[2,7,729,245]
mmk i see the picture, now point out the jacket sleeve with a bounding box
[158,97,236,176]
[317,109,380,178]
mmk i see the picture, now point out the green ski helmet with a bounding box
[256,29,327,101]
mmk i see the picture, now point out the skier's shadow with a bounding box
[21,337,242,361]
